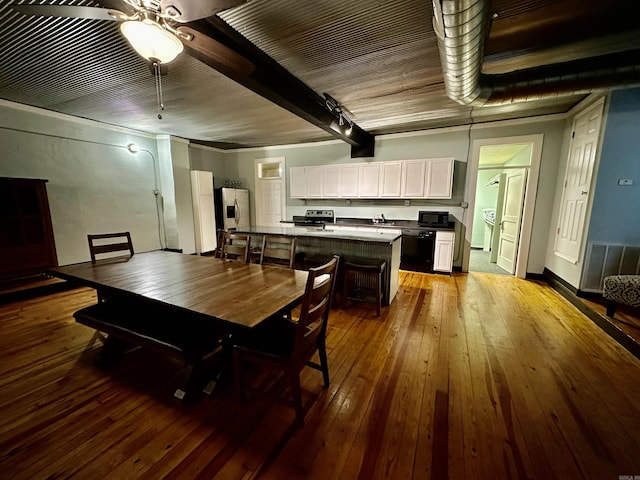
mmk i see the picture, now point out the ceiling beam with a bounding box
[177,16,375,157]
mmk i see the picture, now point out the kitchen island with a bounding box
[232,226,402,305]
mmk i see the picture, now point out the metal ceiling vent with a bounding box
[432,0,640,106]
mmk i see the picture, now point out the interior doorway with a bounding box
[464,135,543,278]
[254,157,286,227]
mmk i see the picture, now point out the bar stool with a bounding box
[342,259,386,317]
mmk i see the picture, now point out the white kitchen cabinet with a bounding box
[401,159,427,197]
[290,157,453,199]
[340,164,359,197]
[434,230,455,273]
[380,161,403,197]
[358,163,380,197]
[323,165,341,197]
[289,167,306,198]
[425,157,454,199]
[304,166,324,197]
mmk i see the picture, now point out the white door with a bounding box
[255,157,286,227]
[259,180,284,226]
[497,169,527,274]
[553,100,604,263]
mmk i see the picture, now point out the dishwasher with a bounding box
[400,228,436,272]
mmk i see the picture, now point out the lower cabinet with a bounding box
[433,231,454,273]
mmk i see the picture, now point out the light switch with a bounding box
[618,179,634,186]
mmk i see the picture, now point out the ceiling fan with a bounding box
[11,0,248,64]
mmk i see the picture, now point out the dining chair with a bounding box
[233,255,339,427]
[259,235,296,268]
[220,232,250,262]
[213,229,226,258]
[87,232,134,263]
[83,232,135,352]
[87,232,134,304]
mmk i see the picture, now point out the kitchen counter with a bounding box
[235,225,402,305]
[248,225,401,244]
[334,217,456,230]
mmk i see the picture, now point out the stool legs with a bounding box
[342,262,385,317]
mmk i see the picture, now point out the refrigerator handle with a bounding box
[234,199,240,226]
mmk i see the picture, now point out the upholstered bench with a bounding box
[602,275,640,317]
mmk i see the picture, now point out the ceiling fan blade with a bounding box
[178,25,254,75]
[11,4,122,22]
[160,0,247,23]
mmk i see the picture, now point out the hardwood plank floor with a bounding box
[1,272,639,479]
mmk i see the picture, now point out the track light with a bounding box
[323,92,356,136]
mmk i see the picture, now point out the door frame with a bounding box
[254,156,286,227]
[464,134,543,278]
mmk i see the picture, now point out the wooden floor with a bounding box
[1,271,639,479]
[580,295,640,344]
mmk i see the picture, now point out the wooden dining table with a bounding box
[49,250,309,329]
[48,250,310,398]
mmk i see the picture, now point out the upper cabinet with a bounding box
[322,165,341,198]
[304,166,324,198]
[358,163,380,198]
[340,164,359,197]
[401,159,427,197]
[289,158,453,200]
[290,167,306,198]
[425,157,454,199]
[380,161,403,197]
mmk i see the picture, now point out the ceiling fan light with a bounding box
[120,20,183,64]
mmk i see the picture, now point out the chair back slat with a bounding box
[293,256,339,358]
[221,232,250,262]
[260,235,296,268]
[88,232,134,263]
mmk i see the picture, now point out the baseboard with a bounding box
[525,272,545,281]
[543,268,640,360]
[0,278,78,305]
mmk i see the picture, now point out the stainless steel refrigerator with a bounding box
[214,187,250,231]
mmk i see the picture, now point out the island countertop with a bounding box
[233,225,401,244]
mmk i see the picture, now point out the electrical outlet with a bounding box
[618,178,634,186]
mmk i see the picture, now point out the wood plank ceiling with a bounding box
[0,0,639,151]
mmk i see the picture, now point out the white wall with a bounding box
[0,101,165,265]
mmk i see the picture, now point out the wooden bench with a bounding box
[74,299,225,399]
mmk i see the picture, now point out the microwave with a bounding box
[418,210,449,227]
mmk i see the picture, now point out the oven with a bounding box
[293,209,335,227]
[400,228,436,272]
